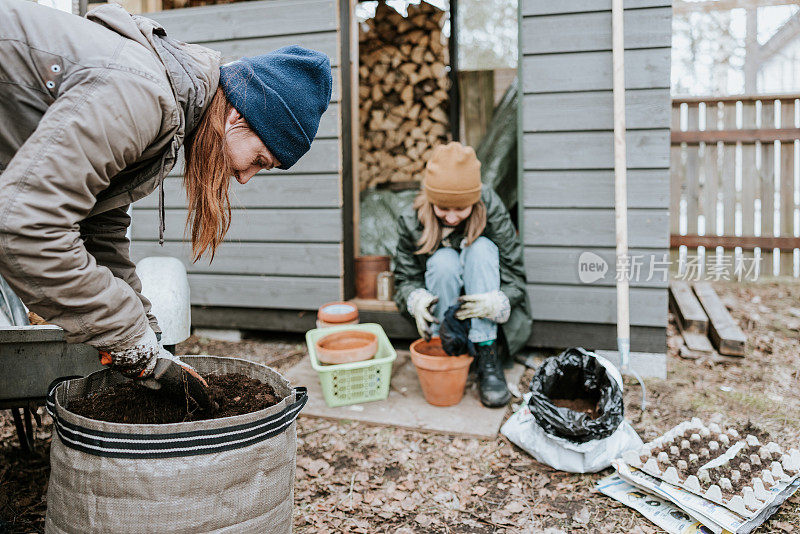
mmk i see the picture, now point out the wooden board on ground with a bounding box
[349,298,398,312]
[669,281,708,334]
[284,350,525,439]
[692,282,746,357]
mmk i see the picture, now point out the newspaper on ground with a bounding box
[609,459,800,534]
[597,473,731,534]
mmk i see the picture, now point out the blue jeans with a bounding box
[425,236,499,344]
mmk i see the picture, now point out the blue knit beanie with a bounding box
[219,46,332,170]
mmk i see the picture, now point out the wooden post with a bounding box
[721,101,737,275]
[686,104,700,273]
[780,99,796,276]
[703,102,720,271]
[741,100,757,277]
[458,70,495,148]
[670,105,683,272]
[760,100,775,276]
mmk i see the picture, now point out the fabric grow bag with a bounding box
[44,356,307,534]
[529,347,624,443]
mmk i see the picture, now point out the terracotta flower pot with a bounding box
[409,337,473,407]
[355,256,391,299]
[315,330,378,365]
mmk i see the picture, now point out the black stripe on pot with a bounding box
[54,400,304,453]
[50,388,307,458]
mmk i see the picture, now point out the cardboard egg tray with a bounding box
[621,418,800,518]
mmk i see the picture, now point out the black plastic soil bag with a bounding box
[439,304,476,357]
[529,348,624,443]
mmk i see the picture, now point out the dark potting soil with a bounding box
[549,397,601,419]
[68,373,281,424]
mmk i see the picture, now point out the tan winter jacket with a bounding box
[0,0,220,349]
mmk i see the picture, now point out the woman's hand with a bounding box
[456,290,511,324]
[408,288,439,341]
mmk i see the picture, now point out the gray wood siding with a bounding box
[520,0,671,342]
[131,0,343,310]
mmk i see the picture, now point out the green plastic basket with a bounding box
[306,323,397,408]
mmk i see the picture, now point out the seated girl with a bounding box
[393,142,532,407]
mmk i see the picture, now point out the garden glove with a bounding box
[455,290,511,324]
[99,328,213,409]
[407,288,439,341]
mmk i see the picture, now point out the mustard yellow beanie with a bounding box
[423,142,482,208]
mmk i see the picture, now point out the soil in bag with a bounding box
[549,396,601,420]
[68,373,281,424]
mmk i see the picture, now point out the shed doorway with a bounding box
[351,0,520,312]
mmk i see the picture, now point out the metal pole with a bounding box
[448,0,460,142]
[79,0,88,16]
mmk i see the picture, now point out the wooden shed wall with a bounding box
[520,0,672,351]
[131,0,345,311]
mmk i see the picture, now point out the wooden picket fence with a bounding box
[670,94,800,279]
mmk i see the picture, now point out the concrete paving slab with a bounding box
[284,350,525,439]
[594,350,667,379]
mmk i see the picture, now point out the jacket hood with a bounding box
[88,4,220,139]
[87,4,220,243]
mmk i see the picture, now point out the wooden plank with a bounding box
[680,332,715,354]
[780,100,795,275]
[523,170,668,209]
[348,298,398,312]
[761,101,776,274]
[674,93,800,105]
[685,104,700,237]
[458,70,495,147]
[671,127,800,144]
[191,306,317,332]
[521,8,671,54]
[529,321,667,353]
[134,175,341,209]
[524,247,669,288]
[147,0,338,42]
[521,0,672,17]
[522,48,671,94]
[527,285,668,327]
[741,101,757,273]
[703,102,720,239]
[670,105,682,270]
[524,208,669,248]
[131,241,341,277]
[131,208,342,243]
[668,281,708,334]
[721,101,737,268]
[200,32,339,66]
[188,273,340,309]
[523,89,670,132]
[692,282,746,357]
[523,130,670,170]
[166,136,341,176]
[671,234,800,251]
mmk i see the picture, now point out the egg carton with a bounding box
[621,418,800,518]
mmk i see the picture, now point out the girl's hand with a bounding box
[408,289,439,341]
[456,290,511,324]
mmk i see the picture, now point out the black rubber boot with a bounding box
[475,342,511,407]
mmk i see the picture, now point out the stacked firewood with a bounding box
[358,1,450,190]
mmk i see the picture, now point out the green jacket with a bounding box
[393,188,532,356]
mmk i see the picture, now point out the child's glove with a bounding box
[455,290,510,324]
[407,288,439,341]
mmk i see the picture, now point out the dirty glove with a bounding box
[455,290,511,324]
[98,327,162,379]
[99,328,212,408]
[407,288,439,341]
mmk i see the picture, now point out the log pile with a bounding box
[358,1,451,191]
